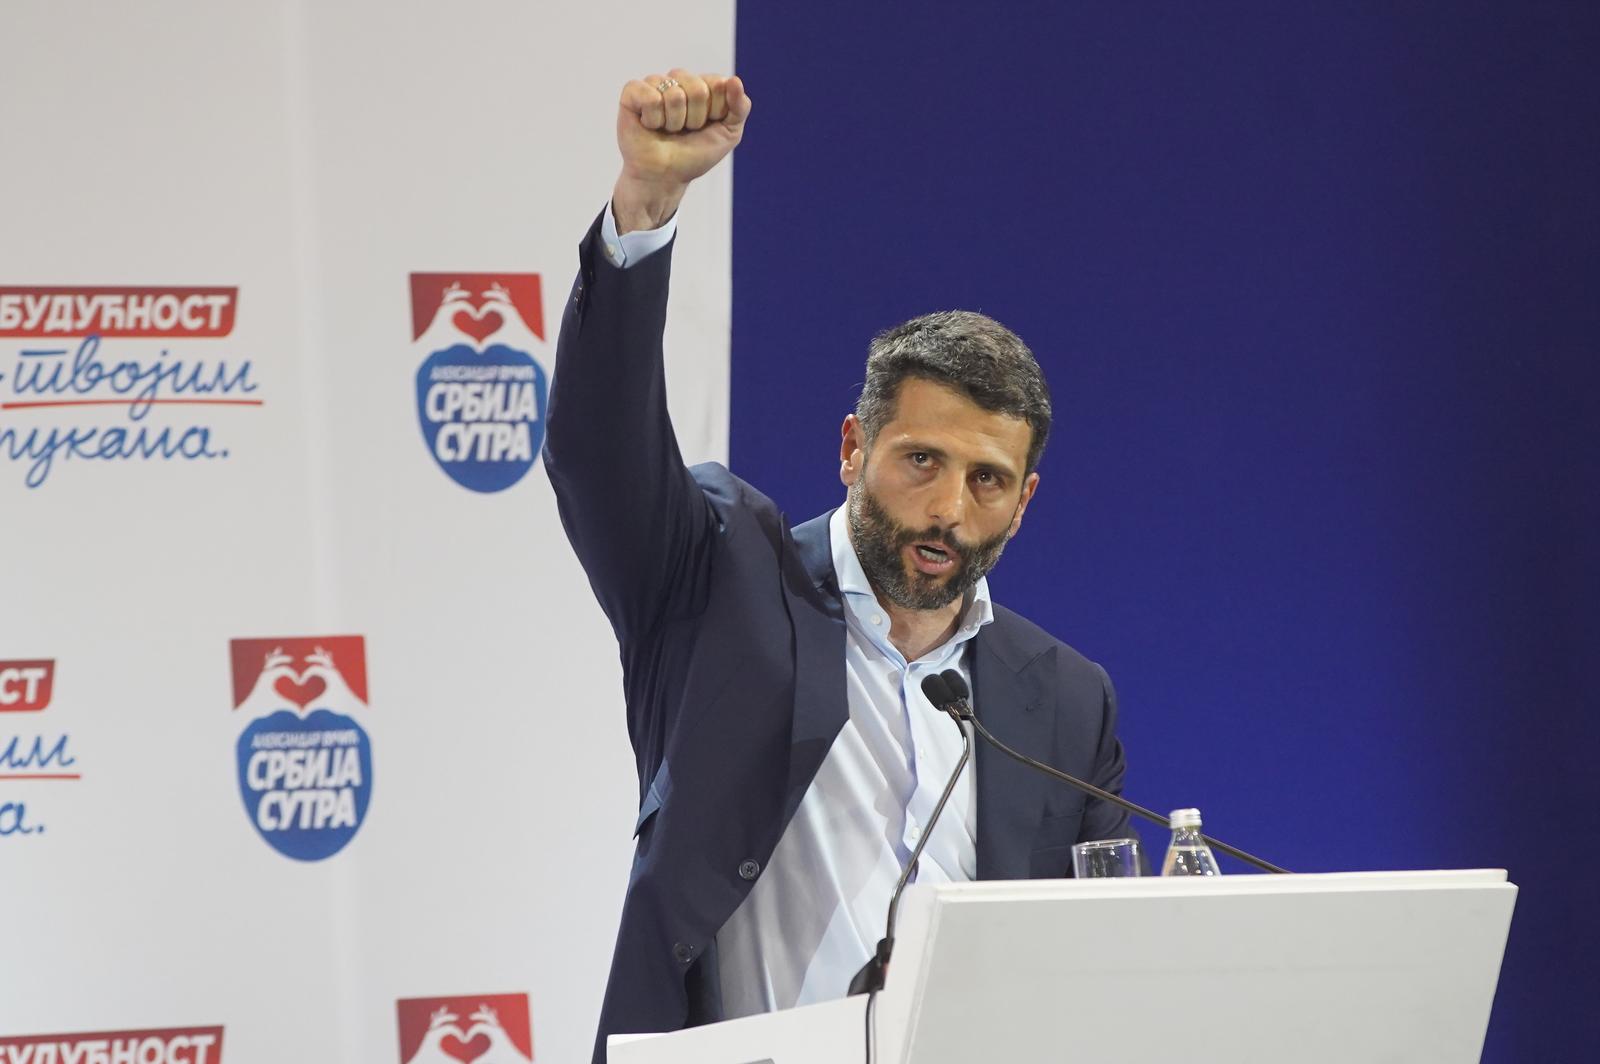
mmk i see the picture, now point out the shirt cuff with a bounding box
[601,201,679,269]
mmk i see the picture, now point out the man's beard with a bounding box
[846,480,1013,611]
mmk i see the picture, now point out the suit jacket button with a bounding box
[738,859,761,881]
[673,943,694,963]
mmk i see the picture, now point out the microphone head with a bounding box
[939,669,970,701]
[920,672,954,707]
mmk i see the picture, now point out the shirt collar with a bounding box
[828,505,994,631]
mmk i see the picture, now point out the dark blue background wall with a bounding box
[730,3,1597,1058]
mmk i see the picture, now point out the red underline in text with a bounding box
[0,399,263,410]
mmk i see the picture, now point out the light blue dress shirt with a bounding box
[716,507,989,1017]
[601,204,990,1018]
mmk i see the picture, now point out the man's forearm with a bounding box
[612,173,687,236]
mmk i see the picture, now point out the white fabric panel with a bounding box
[0,3,734,1062]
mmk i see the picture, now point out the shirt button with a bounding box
[908,824,922,841]
[738,859,761,881]
[871,613,883,626]
[673,943,694,963]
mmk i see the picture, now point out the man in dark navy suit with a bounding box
[544,69,1134,1064]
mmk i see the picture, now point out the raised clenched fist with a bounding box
[612,70,752,234]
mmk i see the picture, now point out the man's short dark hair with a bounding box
[856,310,1052,475]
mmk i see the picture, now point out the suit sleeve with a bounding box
[1078,663,1137,848]
[543,210,717,643]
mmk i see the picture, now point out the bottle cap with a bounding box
[1169,807,1202,829]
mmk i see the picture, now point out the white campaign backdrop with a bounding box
[0,2,734,1061]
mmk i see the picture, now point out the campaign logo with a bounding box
[0,1026,223,1063]
[1,658,79,840]
[0,286,260,488]
[410,273,548,493]
[230,636,372,862]
[396,994,533,1063]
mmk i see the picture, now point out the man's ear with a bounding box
[839,414,867,487]
[1007,471,1041,538]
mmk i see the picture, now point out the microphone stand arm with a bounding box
[957,704,1290,875]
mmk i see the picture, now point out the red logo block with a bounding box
[0,659,54,712]
[409,274,544,344]
[0,287,238,338]
[396,994,533,1063]
[0,1027,224,1062]
[229,636,367,711]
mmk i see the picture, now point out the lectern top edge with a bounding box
[926,867,1510,904]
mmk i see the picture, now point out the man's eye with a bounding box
[909,452,931,465]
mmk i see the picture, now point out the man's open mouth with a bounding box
[909,541,959,573]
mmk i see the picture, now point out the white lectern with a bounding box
[609,869,1516,1064]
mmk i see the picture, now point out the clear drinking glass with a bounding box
[1072,838,1142,878]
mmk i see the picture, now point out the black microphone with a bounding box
[935,669,1289,875]
[846,672,974,996]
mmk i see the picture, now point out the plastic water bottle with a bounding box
[1161,807,1221,876]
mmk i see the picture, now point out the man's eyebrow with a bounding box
[895,440,948,459]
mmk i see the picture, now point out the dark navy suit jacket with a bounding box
[544,213,1133,1063]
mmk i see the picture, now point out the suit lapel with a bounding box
[780,510,848,827]
[973,617,1056,880]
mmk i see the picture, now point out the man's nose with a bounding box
[925,470,967,526]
